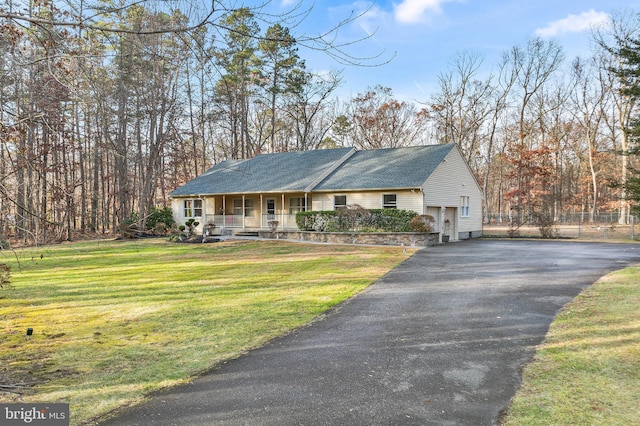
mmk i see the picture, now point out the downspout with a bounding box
[260,194,263,229]
[281,194,285,228]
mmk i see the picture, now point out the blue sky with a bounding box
[280,0,640,102]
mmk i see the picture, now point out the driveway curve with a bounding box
[100,240,640,426]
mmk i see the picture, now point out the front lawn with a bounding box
[0,239,412,425]
[502,265,640,425]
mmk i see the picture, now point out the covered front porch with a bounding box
[200,193,309,233]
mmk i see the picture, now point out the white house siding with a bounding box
[421,147,483,240]
[311,193,333,211]
[171,197,197,229]
[171,198,183,227]
[170,197,214,233]
[311,190,423,212]
[395,191,424,212]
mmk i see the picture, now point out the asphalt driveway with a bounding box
[99,240,640,426]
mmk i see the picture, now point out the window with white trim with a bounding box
[233,199,243,216]
[244,199,254,216]
[383,194,397,209]
[460,196,470,217]
[183,199,202,218]
[334,195,347,210]
[289,197,306,214]
[233,199,254,216]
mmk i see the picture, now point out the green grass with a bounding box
[502,266,640,425]
[0,239,412,425]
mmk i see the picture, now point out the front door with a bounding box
[266,198,276,221]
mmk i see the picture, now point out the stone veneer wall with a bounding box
[257,231,440,247]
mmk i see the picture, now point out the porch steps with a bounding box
[233,230,260,237]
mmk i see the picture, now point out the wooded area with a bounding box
[1,1,639,245]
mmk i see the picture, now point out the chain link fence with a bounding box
[485,212,635,225]
[484,213,639,240]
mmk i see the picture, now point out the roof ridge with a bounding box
[304,147,357,193]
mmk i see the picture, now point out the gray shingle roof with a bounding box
[170,148,353,196]
[170,144,455,197]
[313,144,454,191]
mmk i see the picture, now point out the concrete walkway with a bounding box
[99,240,640,425]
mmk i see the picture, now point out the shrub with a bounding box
[409,215,436,233]
[146,207,175,231]
[296,211,337,231]
[533,210,557,238]
[367,209,418,232]
[296,208,418,232]
[185,219,199,236]
[335,205,371,231]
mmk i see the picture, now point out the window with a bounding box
[334,195,347,210]
[383,194,397,209]
[183,199,202,218]
[233,199,243,216]
[244,199,254,216]
[266,199,276,221]
[460,196,470,217]
[233,199,254,217]
[289,197,306,214]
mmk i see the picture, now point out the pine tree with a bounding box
[608,32,640,213]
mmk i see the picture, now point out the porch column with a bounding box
[281,194,285,228]
[211,198,216,226]
[260,194,264,229]
[242,195,246,229]
[222,196,226,228]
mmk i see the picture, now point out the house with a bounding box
[170,143,482,242]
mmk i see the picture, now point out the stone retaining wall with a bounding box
[257,230,440,247]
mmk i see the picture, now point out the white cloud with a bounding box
[393,0,448,24]
[535,9,610,38]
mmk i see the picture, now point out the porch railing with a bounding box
[204,214,298,230]
[262,214,298,230]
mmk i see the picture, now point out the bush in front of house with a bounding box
[296,211,337,231]
[296,207,419,233]
[409,215,436,233]
[366,208,418,232]
[329,205,371,232]
[146,207,175,234]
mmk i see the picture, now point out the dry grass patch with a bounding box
[0,239,413,425]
